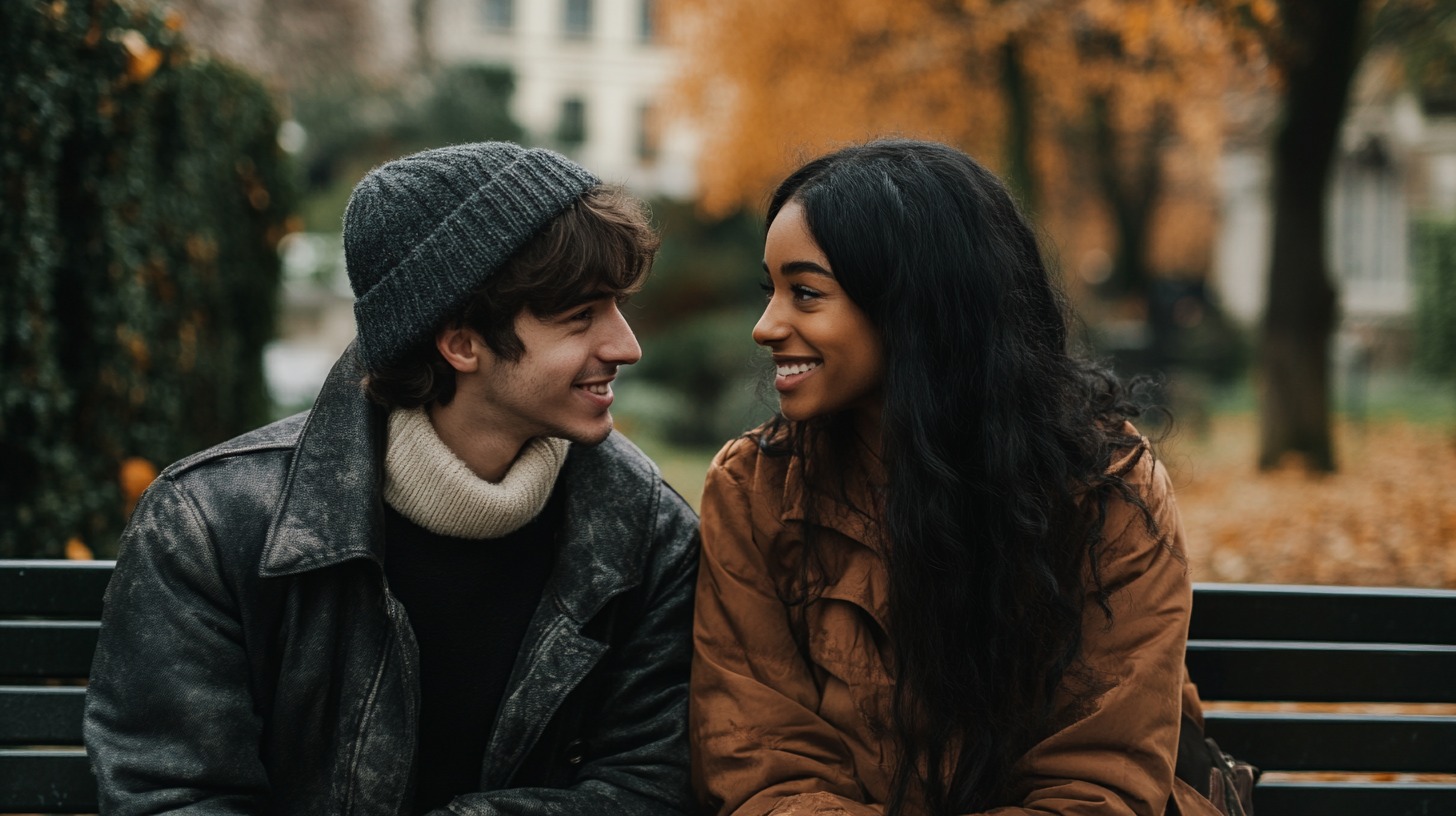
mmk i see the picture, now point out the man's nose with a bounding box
[601,303,642,365]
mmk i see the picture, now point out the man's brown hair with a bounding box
[361,185,658,409]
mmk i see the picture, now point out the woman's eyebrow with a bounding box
[764,260,835,279]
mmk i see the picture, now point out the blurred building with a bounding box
[175,0,700,199]
[171,0,415,88]
[1213,50,1456,349]
[428,0,699,197]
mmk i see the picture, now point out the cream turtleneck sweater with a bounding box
[382,407,569,539]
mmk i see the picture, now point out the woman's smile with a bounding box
[773,358,822,391]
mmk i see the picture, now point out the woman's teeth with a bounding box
[580,382,610,395]
[776,361,821,377]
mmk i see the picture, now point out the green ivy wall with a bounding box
[1,0,293,557]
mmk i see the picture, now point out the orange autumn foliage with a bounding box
[65,537,95,561]
[119,29,164,85]
[663,0,1241,228]
[120,456,159,517]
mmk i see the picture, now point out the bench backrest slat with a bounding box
[1189,582,1456,644]
[0,560,113,618]
[0,749,97,813]
[1204,711,1456,773]
[0,686,87,744]
[1253,781,1456,816]
[0,621,101,678]
[1186,640,1456,703]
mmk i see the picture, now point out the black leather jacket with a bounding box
[84,349,700,815]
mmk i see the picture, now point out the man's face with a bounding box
[463,294,642,447]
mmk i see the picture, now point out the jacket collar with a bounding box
[260,344,387,577]
[780,437,887,554]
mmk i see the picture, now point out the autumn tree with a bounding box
[664,0,1234,308]
[669,0,1228,211]
[1205,0,1448,471]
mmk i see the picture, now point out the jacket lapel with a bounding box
[780,446,886,555]
[780,447,893,635]
[260,344,387,577]
[478,433,656,787]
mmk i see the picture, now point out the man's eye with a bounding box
[570,307,593,321]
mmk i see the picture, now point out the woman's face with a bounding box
[754,200,885,424]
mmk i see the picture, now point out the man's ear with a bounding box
[436,326,485,373]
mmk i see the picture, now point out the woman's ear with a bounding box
[436,326,484,373]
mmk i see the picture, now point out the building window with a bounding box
[636,103,659,164]
[558,97,587,148]
[1336,136,1399,287]
[480,0,513,31]
[563,0,592,39]
[639,0,656,42]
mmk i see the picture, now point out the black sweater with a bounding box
[382,495,558,813]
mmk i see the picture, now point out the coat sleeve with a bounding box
[84,477,269,815]
[980,449,1199,816]
[433,482,701,816]
[690,454,884,816]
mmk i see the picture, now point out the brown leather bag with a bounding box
[1175,713,1260,815]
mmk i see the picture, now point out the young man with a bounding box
[84,143,699,815]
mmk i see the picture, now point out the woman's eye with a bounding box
[791,285,821,302]
[758,281,774,299]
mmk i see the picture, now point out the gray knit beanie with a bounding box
[344,142,599,371]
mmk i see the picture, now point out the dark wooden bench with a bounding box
[3,561,1454,814]
[1188,582,1456,816]
[1,559,112,814]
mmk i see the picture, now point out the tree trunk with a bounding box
[1000,39,1037,214]
[1089,94,1168,301]
[1258,0,1367,471]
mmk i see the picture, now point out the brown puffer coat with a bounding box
[690,431,1221,816]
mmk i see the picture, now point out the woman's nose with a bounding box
[752,299,789,347]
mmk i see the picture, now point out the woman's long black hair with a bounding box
[757,140,1157,815]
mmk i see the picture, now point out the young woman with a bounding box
[690,140,1224,816]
